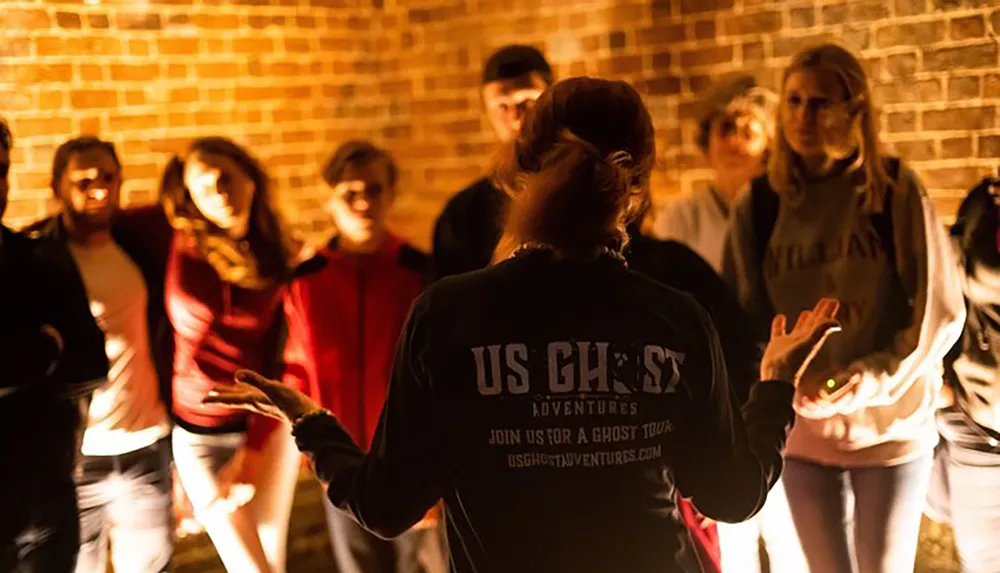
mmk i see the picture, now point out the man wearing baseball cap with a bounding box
[430,44,553,280]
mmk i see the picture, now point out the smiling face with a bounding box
[183,150,256,236]
[56,147,122,232]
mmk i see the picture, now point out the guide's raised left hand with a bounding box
[202,369,320,424]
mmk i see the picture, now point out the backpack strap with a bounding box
[749,175,779,268]
[872,156,901,268]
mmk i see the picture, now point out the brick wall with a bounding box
[4,0,1000,248]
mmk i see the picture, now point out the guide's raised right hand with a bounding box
[760,298,841,386]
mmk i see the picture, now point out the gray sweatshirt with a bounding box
[723,163,965,467]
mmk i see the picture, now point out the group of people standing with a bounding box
[1,37,998,573]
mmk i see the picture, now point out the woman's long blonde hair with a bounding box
[769,43,891,213]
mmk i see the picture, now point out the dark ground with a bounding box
[172,472,961,572]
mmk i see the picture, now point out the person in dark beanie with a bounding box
[0,121,109,572]
[430,44,553,280]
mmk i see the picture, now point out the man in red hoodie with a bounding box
[283,141,444,573]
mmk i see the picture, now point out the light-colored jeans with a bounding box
[932,439,1000,573]
[716,477,806,573]
[74,438,173,573]
[782,455,933,573]
[172,423,299,573]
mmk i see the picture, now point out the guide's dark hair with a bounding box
[492,77,655,260]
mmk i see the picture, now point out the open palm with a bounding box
[203,370,320,423]
[761,298,842,386]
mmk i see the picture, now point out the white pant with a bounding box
[716,478,807,573]
[172,423,300,573]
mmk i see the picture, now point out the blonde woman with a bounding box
[723,44,964,573]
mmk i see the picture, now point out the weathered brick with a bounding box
[111,63,160,82]
[109,114,162,132]
[822,4,848,25]
[721,11,782,36]
[679,0,735,15]
[159,38,200,55]
[874,79,942,104]
[70,90,118,110]
[933,0,994,10]
[949,76,981,100]
[924,43,998,71]
[924,106,996,131]
[790,7,815,28]
[637,24,686,45]
[680,45,734,68]
[88,14,110,29]
[942,137,974,158]
[922,167,988,189]
[603,55,643,75]
[980,135,1000,157]
[689,75,714,93]
[609,30,628,51]
[639,76,683,95]
[886,53,919,77]
[875,22,945,48]
[743,41,766,63]
[193,13,241,30]
[952,16,987,39]
[888,111,918,133]
[13,117,73,138]
[117,12,162,30]
[895,0,927,15]
[0,9,50,30]
[694,20,716,40]
[849,1,892,21]
[985,74,1000,97]
[56,12,82,29]
[652,51,671,69]
[843,25,871,50]
[78,64,104,82]
[891,139,937,161]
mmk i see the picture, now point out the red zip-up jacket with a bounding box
[166,234,284,450]
[282,234,427,449]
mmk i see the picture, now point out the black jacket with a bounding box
[431,177,506,280]
[295,251,795,573]
[943,178,1000,448]
[432,180,758,405]
[26,206,175,411]
[0,225,108,486]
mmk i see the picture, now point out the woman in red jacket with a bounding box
[162,137,298,573]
